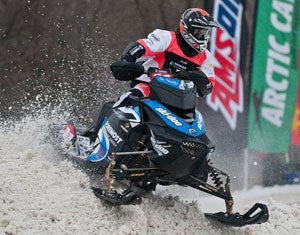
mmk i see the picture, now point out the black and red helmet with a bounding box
[180,8,219,52]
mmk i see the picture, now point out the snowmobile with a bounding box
[61,61,269,227]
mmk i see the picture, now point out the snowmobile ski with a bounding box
[92,185,145,205]
[205,203,269,227]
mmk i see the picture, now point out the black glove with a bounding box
[175,70,213,97]
[110,60,144,81]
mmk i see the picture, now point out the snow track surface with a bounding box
[1,113,300,235]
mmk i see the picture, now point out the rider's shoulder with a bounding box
[203,49,214,60]
[147,29,174,42]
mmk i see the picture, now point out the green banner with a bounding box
[248,0,299,153]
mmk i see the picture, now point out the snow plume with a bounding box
[0,110,214,234]
[0,110,216,235]
[0,108,300,234]
[0,38,126,124]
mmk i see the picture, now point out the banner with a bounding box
[291,21,300,146]
[207,0,244,130]
[203,0,255,156]
[247,0,299,153]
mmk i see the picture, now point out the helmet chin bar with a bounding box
[198,42,208,52]
[182,29,208,52]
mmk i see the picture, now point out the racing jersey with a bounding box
[134,29,216,87]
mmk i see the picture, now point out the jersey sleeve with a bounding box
[200,50,216,87]
[137,29,172,57]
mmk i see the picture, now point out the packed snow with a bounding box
[0,112,300,235]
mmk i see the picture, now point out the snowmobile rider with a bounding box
[110,8,219,99]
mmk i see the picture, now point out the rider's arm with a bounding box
[121,42,146,63]
[176,51,216,97]
[200,50,216,87]
[176,70,213,97]
[179,51,215,97]
[121,29,172,62]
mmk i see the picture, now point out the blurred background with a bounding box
[0,0,201,117]
[0,0,299,190]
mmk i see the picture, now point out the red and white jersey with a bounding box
[135,29,216,87]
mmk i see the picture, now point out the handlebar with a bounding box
[145,67,173,79]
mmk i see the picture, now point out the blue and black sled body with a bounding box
[61,67,269,227]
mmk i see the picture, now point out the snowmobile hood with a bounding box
[142,100,205,137]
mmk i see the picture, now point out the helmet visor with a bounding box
[192,27,211,41]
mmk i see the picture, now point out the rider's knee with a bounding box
[131,83,150,98]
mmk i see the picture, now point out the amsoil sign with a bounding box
[207,0,244,130]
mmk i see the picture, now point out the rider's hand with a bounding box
[110,61,144,81]
[195,79,213,97]
[175,70,213,97]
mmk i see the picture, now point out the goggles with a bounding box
[192,27,211,41]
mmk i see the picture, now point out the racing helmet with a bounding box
[179,8,219,52]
